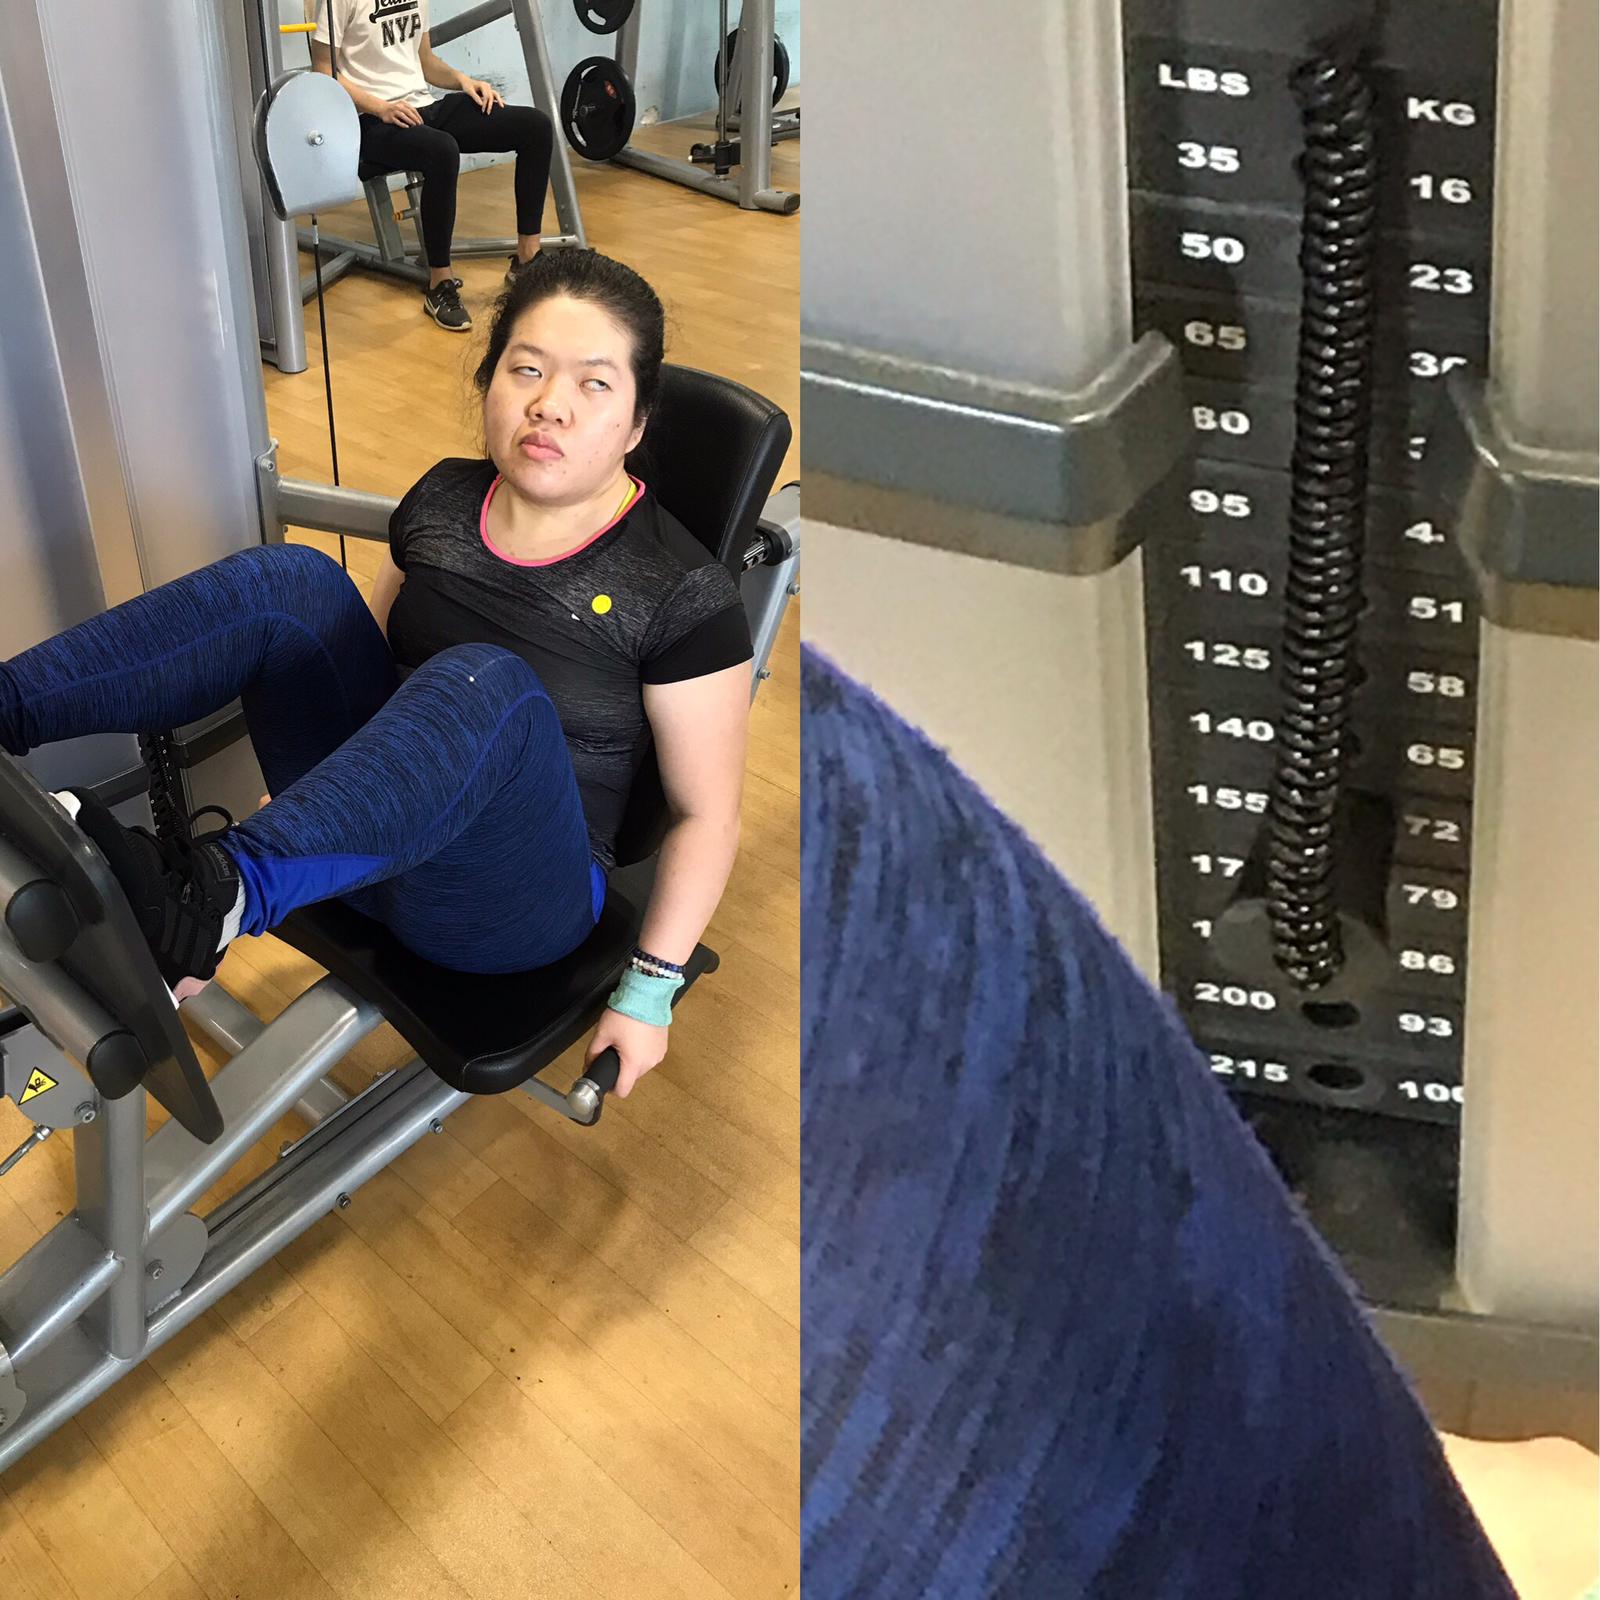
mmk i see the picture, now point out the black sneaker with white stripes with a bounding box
[423,277,471,332]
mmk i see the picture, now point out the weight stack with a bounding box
[1126,0,1498,1131]
[1123,0,1597,1338]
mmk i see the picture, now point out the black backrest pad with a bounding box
[0,756,223,1142]
[627,364,792,571]
[612,366,790,865]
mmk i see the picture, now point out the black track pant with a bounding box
[358,93,554,269]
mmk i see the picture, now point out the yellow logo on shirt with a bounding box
[591,594,613,615]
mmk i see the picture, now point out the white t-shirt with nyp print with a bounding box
[314,0,434,109]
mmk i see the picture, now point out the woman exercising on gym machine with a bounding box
[0,251,752,1100]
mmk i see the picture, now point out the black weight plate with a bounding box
[560,57,636,161]
[712,29,790,110]
[773,37,791,104]
[573,0,633,35]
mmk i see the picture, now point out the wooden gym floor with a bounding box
[0,123,799,1599]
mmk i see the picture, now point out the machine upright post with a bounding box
[737,0,776,208]
[235,0,310,374]
[508,0,588,248]
[260,0,309,374]
[74,1091,150,1362]
[614,6,640,83]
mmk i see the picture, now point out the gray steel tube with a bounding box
[276,475,397,540]
[429,0,511,48]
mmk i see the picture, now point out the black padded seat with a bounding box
[276,880,709,1094]
[273,365,788,1097]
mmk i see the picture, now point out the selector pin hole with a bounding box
[1307,1061,1366,1094]
[1302,1000,1361,1029]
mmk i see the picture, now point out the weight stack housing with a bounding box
[1122,0,1597,1348]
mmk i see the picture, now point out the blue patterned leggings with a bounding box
[0,544,603,973]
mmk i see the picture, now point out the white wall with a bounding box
[802,521,1162,979]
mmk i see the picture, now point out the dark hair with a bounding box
[474,249,666,426]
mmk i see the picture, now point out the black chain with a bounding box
[1264,48,1379,990]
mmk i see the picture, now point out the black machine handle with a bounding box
[568,1046,621,1126]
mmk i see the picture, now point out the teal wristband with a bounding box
[607,965,684,1028]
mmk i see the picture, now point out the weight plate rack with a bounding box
[1123,0,1498,1127]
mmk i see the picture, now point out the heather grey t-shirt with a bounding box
[386,457,751,867]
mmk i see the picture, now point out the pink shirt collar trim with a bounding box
[478,473,644,568]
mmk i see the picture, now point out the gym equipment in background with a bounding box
[251,66,363,220]
[803,0,1596,1438]
[559,0,799,213]
[0,0,801,1471]
[712,26,791,113]
[560,54,638,161]
[573,0,635,31]
[237,0,589,376]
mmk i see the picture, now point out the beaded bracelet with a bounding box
[628,945,684,979]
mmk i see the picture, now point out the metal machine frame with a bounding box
[0,865,677,1470]
[0,965,458,1465]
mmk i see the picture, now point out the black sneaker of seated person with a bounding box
[57,788,240,990]
[505,252,539,287]
[423,277,472,332]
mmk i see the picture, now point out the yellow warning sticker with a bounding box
[19,1067,58,1105]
